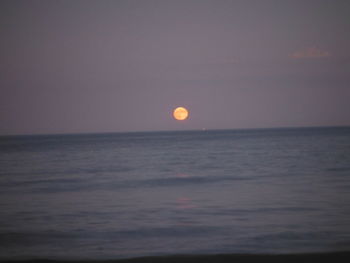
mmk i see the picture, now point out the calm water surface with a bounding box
[0,127,350,259]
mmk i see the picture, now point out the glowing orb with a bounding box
[173,107,189,120]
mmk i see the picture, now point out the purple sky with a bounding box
[1,0,349,135]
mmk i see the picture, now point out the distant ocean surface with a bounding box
[1,127,350,260]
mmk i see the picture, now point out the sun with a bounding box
[173,107,189,121]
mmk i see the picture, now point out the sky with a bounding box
[1,0,349,135]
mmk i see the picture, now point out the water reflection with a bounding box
[176,197,196,209]
[174,196,197,226]
[176,173,190,178]
[171,173,199,226]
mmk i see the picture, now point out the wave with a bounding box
[0,173,253,194]
[1,250,349,262]
[326,167,350,172]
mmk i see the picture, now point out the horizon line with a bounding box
[1,125,349,138]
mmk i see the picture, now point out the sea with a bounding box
[0,127,350,260]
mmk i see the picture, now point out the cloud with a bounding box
[289,47,330,59]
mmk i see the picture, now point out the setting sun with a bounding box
[173,107,189,120]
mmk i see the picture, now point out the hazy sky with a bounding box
[1,0,349,135]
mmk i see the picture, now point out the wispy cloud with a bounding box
[289,47,330,59]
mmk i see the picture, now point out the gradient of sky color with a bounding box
[1,0,349,135]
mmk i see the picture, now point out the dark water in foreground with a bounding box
[0,127,350,260]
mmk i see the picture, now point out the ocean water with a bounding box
[0,127,350,260]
